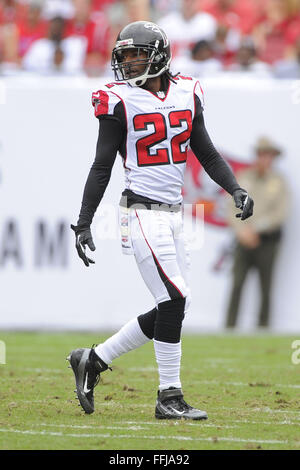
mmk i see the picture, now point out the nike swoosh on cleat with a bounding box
[83,374,91,394]
[169,408,185,415]
[160,403,185,416]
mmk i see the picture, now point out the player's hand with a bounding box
[70,224,96,267]
[233,189,254,221]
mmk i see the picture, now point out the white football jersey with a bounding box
[92,76,204,205]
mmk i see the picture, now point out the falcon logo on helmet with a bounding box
[143,22,161,33]
[111,20,172,87]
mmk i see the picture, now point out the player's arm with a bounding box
[190,95,253,221]
[71,104,125,266]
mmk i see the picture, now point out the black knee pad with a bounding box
[154,298,186,343]
[137,307,157,339]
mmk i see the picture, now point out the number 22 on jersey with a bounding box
[133,110,192,167]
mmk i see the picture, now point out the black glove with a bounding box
[70,224,95,267]
[233,188,254,221]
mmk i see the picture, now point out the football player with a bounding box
[68,21,253,419]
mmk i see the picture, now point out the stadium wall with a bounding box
[0,75,299,332]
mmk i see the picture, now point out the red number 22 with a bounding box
[133,110,192,167]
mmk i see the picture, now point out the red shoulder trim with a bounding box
[92,90,109,116]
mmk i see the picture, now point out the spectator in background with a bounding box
[0,0,25,68]
[0,0,27,24]
[64,0,110,74]
[158,0,217,59]
[42,0,74,21]
[202,0,261,35]
[172,39,222,76]
[226,137,289,328]
[16,1,48,58]
[22,15,87,74]
[201,0,262,65]
[212,23,240,65]
[91,0,116,11]
[227,36,272,77]
[123,0,150,23]
[253,0,300,64]
[273,35,300,78]
[151,0,181,21]
[0,21,19,68]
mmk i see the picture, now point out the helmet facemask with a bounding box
[111,39,171,87]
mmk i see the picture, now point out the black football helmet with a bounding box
[111,21,171,87]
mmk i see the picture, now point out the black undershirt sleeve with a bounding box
[190,96,241,196]
[77,102,126,226]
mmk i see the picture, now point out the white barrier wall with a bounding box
[0,75,299,331]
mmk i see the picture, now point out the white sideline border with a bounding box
[0,428,290,445]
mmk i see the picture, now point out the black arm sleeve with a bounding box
[77,105,126,226]
[190,96,241,196]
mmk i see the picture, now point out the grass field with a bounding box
[0,332,299,450]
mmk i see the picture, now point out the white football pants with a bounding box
[126,208,191,313]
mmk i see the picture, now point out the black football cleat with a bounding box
[155,387,208,420]
[67,347,110,414]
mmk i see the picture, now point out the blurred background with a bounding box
[0,0,299,332]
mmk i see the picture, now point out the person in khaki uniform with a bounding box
[226,137,289,328]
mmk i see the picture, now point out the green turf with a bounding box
[0,332,299,450]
